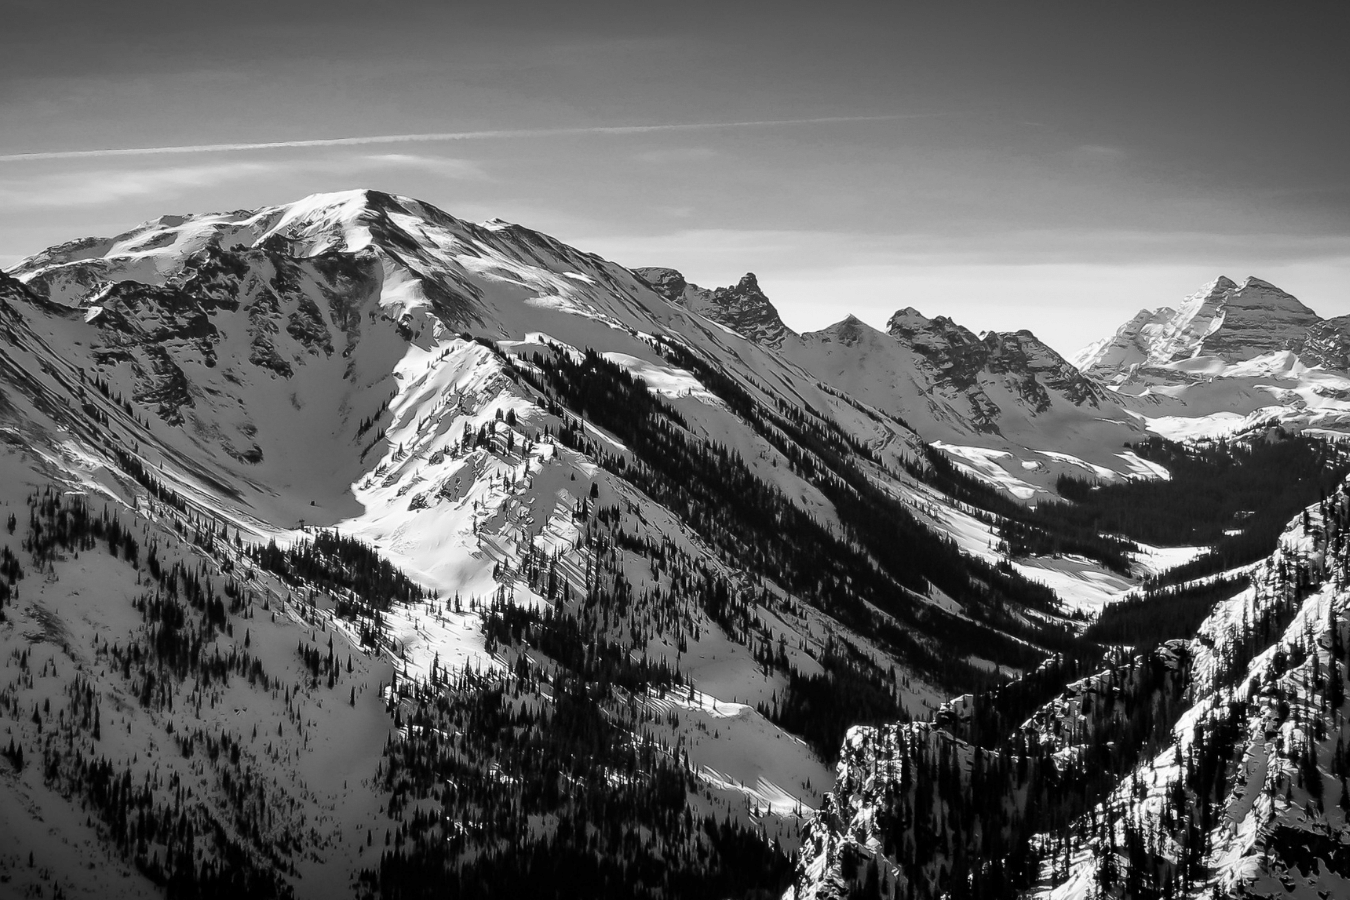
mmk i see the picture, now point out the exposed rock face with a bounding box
[1298,315,1350,371]
[633,267,793,348]
[883,307,1106,433]
[886,307,989,392]
[988,329,1106,408]
[1075,276,1321,378]
[1195,276,1319,361]
[12,229,385,436]
[632,266,689,304]
[88,281,221,423]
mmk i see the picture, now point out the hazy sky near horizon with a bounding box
[2,1,1347,354]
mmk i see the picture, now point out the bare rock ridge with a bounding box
[884,308,1104,411]
[1074,275,1322,378]
[1299,315,1350,371]
[633,266,794,348]
[878,306,1107,432]
[636,270,1110,442]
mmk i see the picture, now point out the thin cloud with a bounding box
[0,115,937,163]
[0,162,276,209]
[0,153,487,209]
[636,147,718,164]
[360,153,490,180]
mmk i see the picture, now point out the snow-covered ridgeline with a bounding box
[793,484,1350,900]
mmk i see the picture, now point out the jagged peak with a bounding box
[1177,274,1311,313]
[886,306,981,349]
[632,267,689,304]
[1238,274,1294,293]
[632,266,685,282]
[1205,274,1238,294]
[634,267,791,346]
[1126,305,1174,324]
[885,306,932,332]
[1077,273,1320,376]
[811,314,873,343]
[1230,274,1316,313]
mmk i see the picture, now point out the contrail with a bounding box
[0,115,933,163]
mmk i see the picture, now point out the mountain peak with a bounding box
[885,306,932,333]
[633,267,792,348]
[1076,275,1320,377]
[887,307,986,346]
[279,187,394,219]
[1204,274,1238,294]
[1228,275,1315,314]
[809,314,874,347]
[632,267,689,304]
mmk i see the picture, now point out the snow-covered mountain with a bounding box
[2,189,1346,899]
[1073,276,1321,378]
[1072,276,1350,446]
[626,268,1154,498]
[0,189,1115,899]
[779,306,1154,499]
[792,483,1350,900]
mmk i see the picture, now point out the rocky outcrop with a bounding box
[886,307,989,392]
[633,267,794,348]
[1196,276,1319,361]
[882,307,1106,433]
[86,281,223,422]
[632,266,689,305]
[1298,315,1350,371]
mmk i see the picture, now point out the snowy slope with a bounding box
[781,309,1149,497]
[1,189,1124,897]
[19,189,1337,899]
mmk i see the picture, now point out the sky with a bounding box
[1,1,1347,355]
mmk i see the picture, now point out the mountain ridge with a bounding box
[632,266,795,349]
[0,188,1105,898]
[4,189,1350,900]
